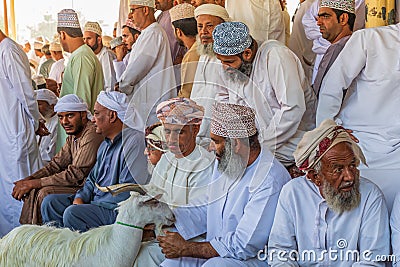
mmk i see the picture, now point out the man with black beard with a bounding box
[268,119,390,266]
[157,102,290,266]
[83,21,117,92]
[213,21,317,177]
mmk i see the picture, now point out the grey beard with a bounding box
[196,35,215,57]
[322,174,361,214]
[147,161,155,176]
[223,61,252,85]
[217,139,246,179]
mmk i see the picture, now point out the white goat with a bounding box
[0,184,174,267]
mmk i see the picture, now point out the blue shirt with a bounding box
[75,128,148,209]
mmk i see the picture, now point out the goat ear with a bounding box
[143,198,160,206]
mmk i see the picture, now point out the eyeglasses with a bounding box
[129,6,145,14]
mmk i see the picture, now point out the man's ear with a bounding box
[175,28,182,38]
[340,13,349,25]
[134,33,140,42]
[242,48,253,62]
[59,31,66,40]
[306,169,322,187]
[109,110,118,123]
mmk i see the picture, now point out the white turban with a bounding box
[194,4,231,22]
[54,94,92,119]
[96,91,144,132]
[36,89,58,105]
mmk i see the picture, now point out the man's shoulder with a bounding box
[359,177,385,200]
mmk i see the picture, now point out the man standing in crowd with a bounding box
[48,41,65,88]
[83,21,117,92]
[0,29,47,237]
[118,0,176,125]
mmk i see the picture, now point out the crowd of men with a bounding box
[0,0,400,265]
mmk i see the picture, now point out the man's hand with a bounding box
[157,231,187,258]
[73,198,84,205]
[12,179,41,200]
[36,120,50,137]
[115,45,127,61]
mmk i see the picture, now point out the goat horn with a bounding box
[95,183,147,196]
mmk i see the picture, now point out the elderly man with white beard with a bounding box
[190,4,230,148]
[268,119,390,266]
[157,102,290,267]
[212,21,316,177]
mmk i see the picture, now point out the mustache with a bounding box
[339,181,354,189]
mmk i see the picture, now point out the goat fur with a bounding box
[0,191,174,267]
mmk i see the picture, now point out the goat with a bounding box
[0,184,174,267]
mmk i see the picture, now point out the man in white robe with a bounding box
[268,119,390,266]
[316,23,400,211]
[48,41,65,88]
[390,193,400,266]
[133,98,215,267]
[0,29,46,237]
[213,21,316,176]
[84,21,117,92]
[118,0,176,125]
[225,0,285,45]
[36,89,59,164]
[190,4,230,148]
[157,102,290,267]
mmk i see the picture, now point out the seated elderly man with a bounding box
[133,97,215,267]
[268,119,390,266]
[41,91,148,232]
[157,102,291,267]
[36,89,59,164]
[13,94,104,225]
[213,21,316,177]
[145,123,167,175]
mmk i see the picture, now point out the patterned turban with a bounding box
[36,89,58,105]
[213,22,252,56]
[211,102,257,139]
[84,21,102,36]
[170,3,195,23]
[320,0,355,14]
[156,98,204,125]
[145,123,167,152]
[294,119,366,171]
[96,91,144,132]
[57,9,81,29]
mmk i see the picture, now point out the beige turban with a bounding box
[49,41,62,52]
[129,0,155,8]
[170,3,195,23]
[84,21,102,36]
[194,4,231,22]
[211,102,257,139]
[102,35,112,48]
[156,98,204,125]
[33,41,44,50]
[294,119,366,171]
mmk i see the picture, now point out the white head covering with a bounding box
[36,89,58,105]
[96,91,144,132]
[129,0,155,8]
[194,4,231,22]
[84,21,102,36]
[156,98,204,125]
[32,74,46,86]
[33,40,44,50]
[54,94,92,119]
[320,0,355,14]
[49,41,62,52]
